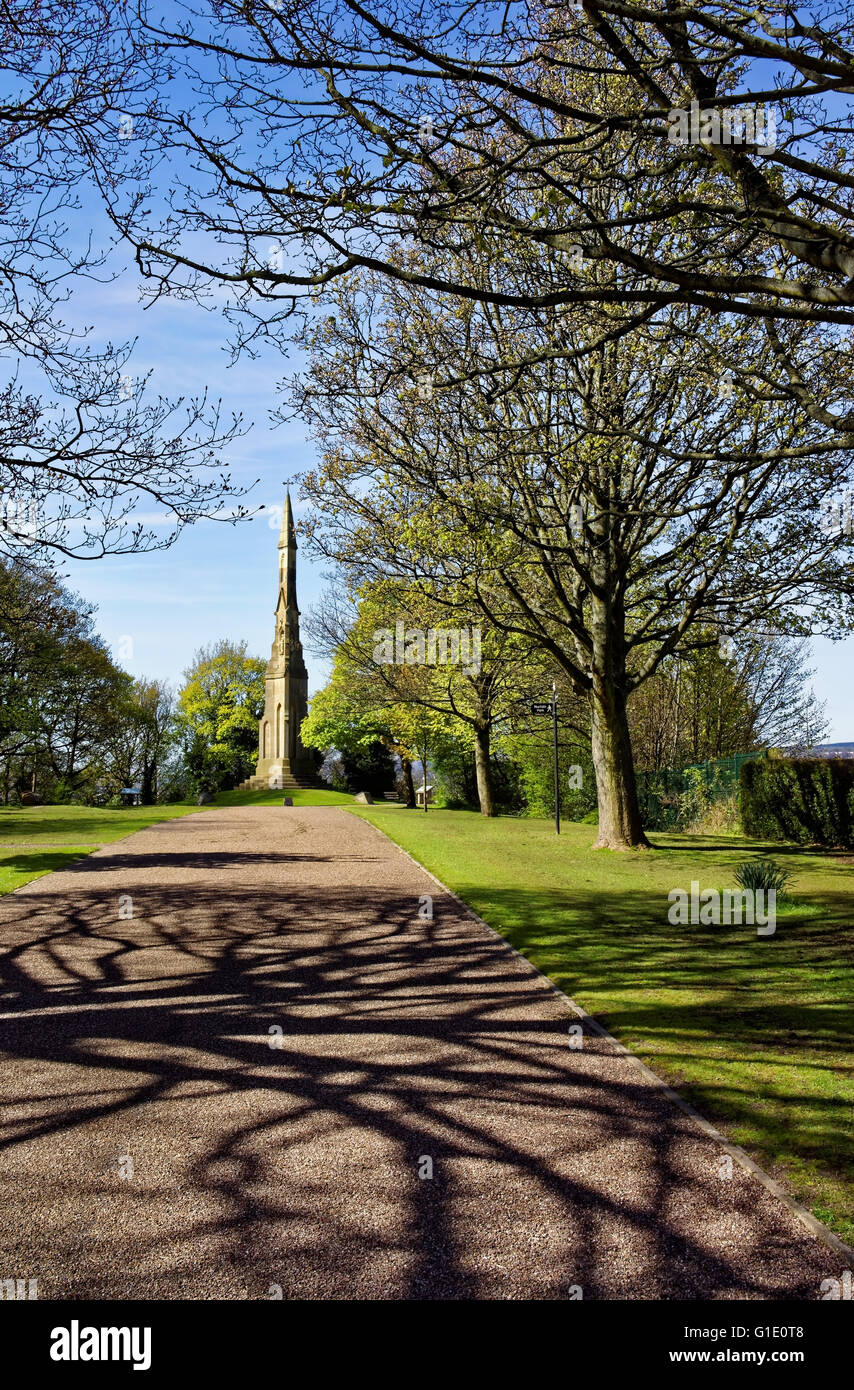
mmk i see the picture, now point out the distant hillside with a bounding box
[802,742,854,759]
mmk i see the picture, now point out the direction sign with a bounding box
[529,701,554,715]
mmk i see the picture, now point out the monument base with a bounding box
[239,758,320,791]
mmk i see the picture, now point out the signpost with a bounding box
[551,683,560,836]
[529,686,560,835]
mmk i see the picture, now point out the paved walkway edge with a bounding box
[356,813,854,1269]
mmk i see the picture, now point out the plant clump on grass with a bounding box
[734,857,792,900]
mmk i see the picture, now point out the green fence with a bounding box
[636,750,767,830]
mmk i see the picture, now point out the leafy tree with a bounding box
[290,249,852,847]
[629,633,830,772]
[303,578,547,814]
[103,679,177,803]
[178,640,265,792]
[39,635,131,798]
[0,561,79,794]
[301,680,402,790]
[301,643,446,805]
[106,3,854,429]
[1,562,178,804]
[0,559,133,801]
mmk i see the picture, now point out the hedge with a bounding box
[739,757,854,846]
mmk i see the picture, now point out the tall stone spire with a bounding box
[244,492,315,789]
[278,491,298,610]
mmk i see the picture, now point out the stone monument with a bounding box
[238,494,317,790]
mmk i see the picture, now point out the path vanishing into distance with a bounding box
[0,806,841,1300]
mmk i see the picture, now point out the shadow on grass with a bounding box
[0,849,90,879]
[0,818,846,1297]
[465,878,853,1227]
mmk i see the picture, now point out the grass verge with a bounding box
[349,804,854,1246]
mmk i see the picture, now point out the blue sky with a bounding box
[37,18,850,741]
[52,255,853,739]
[58,268,332,690]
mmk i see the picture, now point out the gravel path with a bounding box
[0,806,840,1300]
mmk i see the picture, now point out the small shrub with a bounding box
[688,790,740,835]
[677,765,712,827]
[734,857,792,900]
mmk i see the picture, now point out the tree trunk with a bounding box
[473,721,495,816]
[590,679,650,849]
[401,757,416,808]
[587,586,650,850]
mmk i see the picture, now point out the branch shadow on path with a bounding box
[0,827,840,1301]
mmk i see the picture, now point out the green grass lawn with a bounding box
[214,786,354,807]
[349,804,854,1246]
[0,802,203,893]
[0,788,354,893]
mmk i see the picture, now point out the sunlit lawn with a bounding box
[350,804,854,1246]
[214,787,354,807]
[0,802,201,893]
[0,788,354,894]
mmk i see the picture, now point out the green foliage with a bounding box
[52,779,76,805]
[178,640,265,792]
[432,739,478,809]
[502,731,596,820]
[676,765,711,827]
[337,740,395,797]
[301,681,396,757]
[734,857,792,899]
[639,753,764,832]
[0,559,141,803]
[740,757,854,847]
[433,739,523,812]
[628,636,825,774]
[104,679,176,804]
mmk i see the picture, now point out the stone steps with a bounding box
[238,775,322,791]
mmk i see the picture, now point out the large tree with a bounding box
[289,250,853,847]
[177,640,265,791]
[304,579,545,815]
[0,560,87,798]
[102,678,177,803]
[99,2,854,430]
[38,636,132,795]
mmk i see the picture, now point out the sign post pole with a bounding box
[552,681,560,836]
